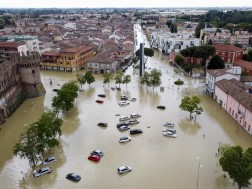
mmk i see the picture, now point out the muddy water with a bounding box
[1,32,252,189]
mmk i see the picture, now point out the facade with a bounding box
[0,51,45,124]
[214,79,252,135]
[41,46,94,72]
[205,67,241,96]
[0,42,28,60]
[214,44,243,68]
[151,31,202,54]
[234,59,252,75]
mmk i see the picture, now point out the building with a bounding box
[205,67,241,96]
[41,46,94,72]
[0,51,45,124]
[214,44,243,68]
[151,31,202,54]
[0,42,28,60]
[214,79,252,135]
[234,59,252,75]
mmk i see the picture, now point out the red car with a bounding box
[96,100,104,104]
[88,155,100,162]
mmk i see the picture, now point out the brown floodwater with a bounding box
[0,26,252,189]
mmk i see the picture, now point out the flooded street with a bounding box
[0,26,252,189]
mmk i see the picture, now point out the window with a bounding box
[248,125,250,132]
[235,113,238,119]
[244,122,247,128]
[229,108,231,113]
[32,70,35,74]
[232,110,234,116]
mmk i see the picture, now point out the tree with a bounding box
[149,68,162,90]
[166,20,172,28]
[170,23,178,33]
[174,54,185,66]
[103,72,113,87]
[140,72,150,86]
[135,48,154,58]
[114,71,124,87]
[123,74,131,87]
[219,146,252,189]
[179,96,203,118]
[207,55,225,69]
[13,110,63,167]
[84,71,95,87]
[52,81,79,113]
[76,73,86,89]
[195,22,205,38]
[248,49,252,57]
[13,124,42,166]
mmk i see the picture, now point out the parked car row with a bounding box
[162,122,177,138]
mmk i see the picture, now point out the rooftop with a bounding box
[214,44,243,52]
[215,79,252,112]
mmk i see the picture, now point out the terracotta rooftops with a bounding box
[62,46,92,53]
[0,42,21,49]
[215,79,252,112]
[88,52,116,64]
[241,76,252,82]
[234,59,252,70]
[214,44,243,52]
[206,69,230,77]
[42,51,61,56]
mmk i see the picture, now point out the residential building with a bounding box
[234,59,252,75]
[214,79,252,135]
[205,67,241,96]
[214,44,243,67]
[0,42,28,60]
[41,46,94,72]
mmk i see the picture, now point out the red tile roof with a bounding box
[0,42,21,49]
[214,44,243,52]
[62,46,92,53]
[42,51,61,56]
[234,59,252,70]
[215,79,252,112]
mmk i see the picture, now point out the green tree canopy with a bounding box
[13,110,63,167]
[207,55,225,69]
[114,70,124,87]
[140,72,150,86]
[84,70,95,87]
[52,81,79,112]
[76,73,86,89]
[174,54,185,66]
[103,72,113,87]
[195,22,205,38]
[148,68,162,90]
[135,48,154,58]
[179,96,203,118]
[123,74,131,87]
[219,146,252,189]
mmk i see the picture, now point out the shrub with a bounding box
[174,79,184,85]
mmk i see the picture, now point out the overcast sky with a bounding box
[1,0,252,8]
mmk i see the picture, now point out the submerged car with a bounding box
[33,167,52,177]
[119,136,131,143]
[127,119,139,125]
[130,129,143,135]
[119,116,130,121]
[88,154,100,162]
[66,173,81,182]
[119,125,130,131]
[163,122,175,127]
[97,122,108,127]
[130,113,141,118]
[96,99,104,104]
[163,130,177,138]
[90,150,104,157]
[118,101,129,106]
[121,95,128,101]
[117,122,129,128]
[42,156,56,165]
[117,165,132,174]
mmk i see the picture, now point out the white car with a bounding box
[163,131,177,138]
[117,165,132,174]
[119,116,130,121]
[130,113,141,118]
[163,122,175,127]
[91,149,104,157]
[118,101,129,106]
[127,119,139,125]
[42,156,56,165]
[33,167,52,177]
[119,136,131,143]
[119,125,130,131]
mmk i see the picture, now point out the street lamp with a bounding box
[196,157,203,189]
